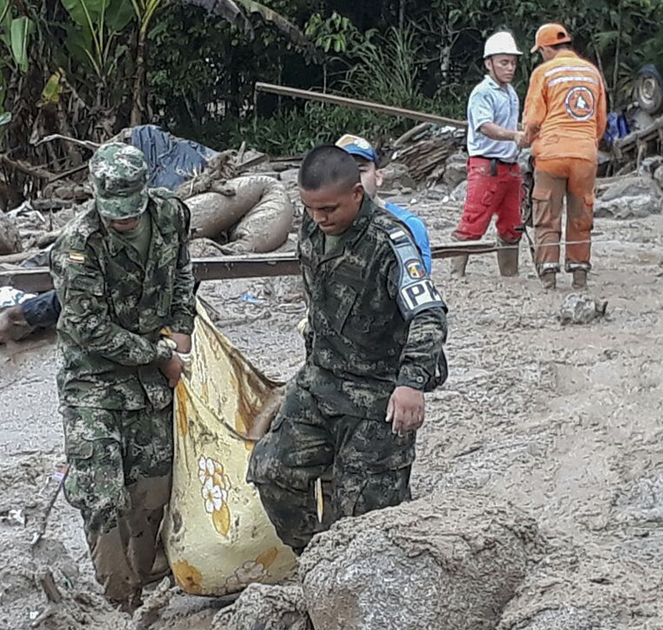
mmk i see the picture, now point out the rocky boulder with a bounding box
[381,162,416,191]
[442,153,468,189]
[559,294,608,325]
[212,583,311,630]
[654,165,663,190]
[451,180,468,202]
[594,176,663,219]
[0,212,22,255]
[299,491,544,630]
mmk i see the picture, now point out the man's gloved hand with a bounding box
[0,306,30,344]
[386,386,425,437]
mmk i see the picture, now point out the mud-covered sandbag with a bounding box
[227,177,294,254]
[299,491,544,630]
[187,191,253,239]
[0,213,22,255]
[186,176,294,253]
[163,302,297,596]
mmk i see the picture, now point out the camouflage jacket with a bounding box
[297,196,448,416]
[50,190,196,411]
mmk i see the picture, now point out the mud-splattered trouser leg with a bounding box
[61,405,173,609]
[533,158,596,274]
[564,158,596,271]
[246,384,414,554]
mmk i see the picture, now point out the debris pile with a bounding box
[391,123,466,183]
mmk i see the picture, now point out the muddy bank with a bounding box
[2,195,663,628]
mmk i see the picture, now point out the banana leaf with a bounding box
[183,0,310,49]
[9,17,34,73]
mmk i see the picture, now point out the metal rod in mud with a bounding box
[0,241,498,293]
[255,82,468,130]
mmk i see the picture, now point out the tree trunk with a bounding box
[131,27,148,127]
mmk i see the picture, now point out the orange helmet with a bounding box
[531,23,571,53]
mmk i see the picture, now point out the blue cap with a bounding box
[335,134,378,164]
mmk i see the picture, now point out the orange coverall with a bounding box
[523,51,607,273]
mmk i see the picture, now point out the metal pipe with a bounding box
[0,242,495,293]
[255,82,468,130]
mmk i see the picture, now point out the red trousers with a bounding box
[454,157,523,243]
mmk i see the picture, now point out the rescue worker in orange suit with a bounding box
[523,23,607,290]
[451,31,525,278]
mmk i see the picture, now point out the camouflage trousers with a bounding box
[61,405,173,608]
[246,383,415,553]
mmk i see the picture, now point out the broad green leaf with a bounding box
[64,23,95,69]
[105,0,135,32]
[9,17,34,73]
[0,0,10,29]
[60,0,106,28]
[0,111,11,126]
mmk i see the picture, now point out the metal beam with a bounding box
[255,82,468,130]
[0,242,496,293]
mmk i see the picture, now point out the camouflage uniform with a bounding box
[50,144,195,608]
[247,196,447,553]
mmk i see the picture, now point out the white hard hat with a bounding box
[484,32,522,58]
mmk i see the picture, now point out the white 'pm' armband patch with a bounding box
[386,227,446,319]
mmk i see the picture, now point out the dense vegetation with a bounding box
[1,0,662,200]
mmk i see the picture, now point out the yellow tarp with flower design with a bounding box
[162,301,297,596]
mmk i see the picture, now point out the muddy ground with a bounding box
[2,189,663,629]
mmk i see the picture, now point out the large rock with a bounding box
[594,194,663,219]
[451,180,468,202]
[559,294,608,325]
[595,177,663,218]
[299,491,543,630]
[654,165,663,189]
[381,162,415,191]
[212,583,312,630]
[0,212,22,255]
[278,168,300,190]
[599,176,657,202]
[442,153,468,189]
[497,555,629,630]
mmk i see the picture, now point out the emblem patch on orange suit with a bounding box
[564,86,595,121]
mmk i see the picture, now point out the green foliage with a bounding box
[0,1,36,74]
[60,0,134,33]
[345,27,424,109]
[60,0,134,80]
[305,11,356,53]
[2,0,663,161]
[9,16,34,72]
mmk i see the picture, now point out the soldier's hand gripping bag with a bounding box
[162,301,297,595]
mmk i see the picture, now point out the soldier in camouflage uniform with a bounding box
[50,143,195,612]
[247,146,447,553]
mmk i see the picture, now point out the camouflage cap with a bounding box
[89,143,149,220]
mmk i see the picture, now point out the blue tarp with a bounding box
[130,125,218,191]
[604,112,630,146]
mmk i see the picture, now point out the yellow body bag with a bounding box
[163,302,297,595]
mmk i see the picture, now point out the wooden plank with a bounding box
[255,82,468,130]
[0,242,497,293]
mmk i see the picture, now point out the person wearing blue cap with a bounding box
[336,134,432,274]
